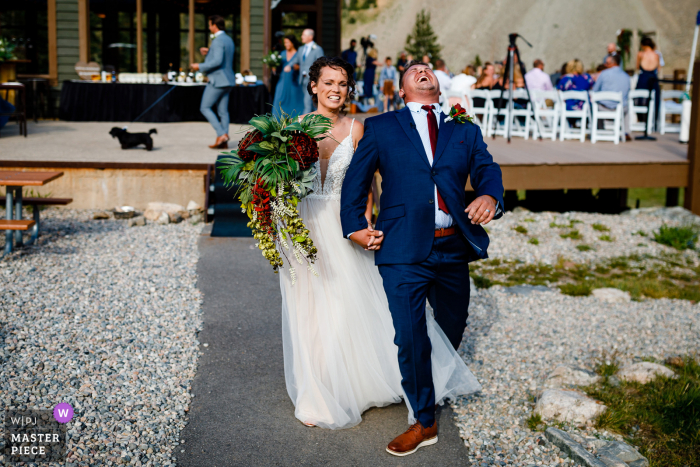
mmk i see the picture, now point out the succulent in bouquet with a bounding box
[218,113,333,281]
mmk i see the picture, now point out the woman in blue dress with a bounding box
[635,37,661,130]
[273,35,304,118]
[362,45,379,102]
[556,59,594,111]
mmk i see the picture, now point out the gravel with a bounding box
[452,208,700,465]
[0,209,203,467]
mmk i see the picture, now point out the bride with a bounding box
[279,56,481,430]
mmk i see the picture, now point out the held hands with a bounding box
[349,220,384,251]
[465,195,497,226]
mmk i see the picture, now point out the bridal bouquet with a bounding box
[261,51,282,69]
[218,113,333,279]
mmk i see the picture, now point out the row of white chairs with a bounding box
[442,88,684,144]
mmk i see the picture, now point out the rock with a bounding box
[179,210,191,220]
[188,213,204,224]
[512,206,530,213]
[545,428,608,467]
[469,277,478,297]
[598,441,648,466]
[168,212,183,224]
[592,288,631,303]
[144,202,186,221]
[186,200,202,211]
[504,285,550,295]
[544,365,601,388]
[535,389,606,424]
[597,453,628,467]
[92,211,110,220]
[127,216,146,228]
[617,362,676,384]
[156,211,170,225]
[665,355,684,367]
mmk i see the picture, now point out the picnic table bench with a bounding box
[0,171,69,256]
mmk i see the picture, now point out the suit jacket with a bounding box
[287,41,325,85]
[199,33,236,88]
[340,106,505,265]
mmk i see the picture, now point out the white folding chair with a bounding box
[486,90,508,137]
[659,90,684,134]
[504,89,534,139]
[441,89,468,114]
[465,89,491,132]
[531,90,560,141]
[558,90,589,142]
[628,89,655,133]
[590,91,625,144]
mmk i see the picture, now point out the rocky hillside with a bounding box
[342,0,699,76]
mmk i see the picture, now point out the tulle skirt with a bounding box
[279,196,481,429]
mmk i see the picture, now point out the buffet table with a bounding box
[59,81,270,123]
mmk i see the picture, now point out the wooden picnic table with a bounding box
[1,171,64,255]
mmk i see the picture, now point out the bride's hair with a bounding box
[307,57,356,114]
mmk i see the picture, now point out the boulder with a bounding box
[187,200,202,212]
[592,288,631,303]
[617,362,676,384]
[544,428,608,467]
[168,211,183,224]
[597,441,648,466]
[92,211,111,220]
[189,213,204,224]
[144,202,186,221]
[127,216,146,228]
[545,365,601,388]
[535,389,606,425]
[155,211,170,225]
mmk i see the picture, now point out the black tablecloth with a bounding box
[59,81,270,123]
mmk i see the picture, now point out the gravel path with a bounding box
[0,209,203,467]
[452,208,700,466]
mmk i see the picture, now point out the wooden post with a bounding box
[136,0,143,72]
[188,0,195,68]
[241,0,250,71]
[262,0,270,87]
[684,62,700,214]
[48,0,58,85]
[78,0,90,62]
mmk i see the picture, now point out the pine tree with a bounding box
[404,9,442,62]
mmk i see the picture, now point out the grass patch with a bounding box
[654,225,699,251]
[513,225,528,235]
[527,412,544,431]
[528,237,539,245]
[592,223,610,232]
[472,274,493,289]
[634,230,648,237]
[584,357,700,467]
[599,235,614,242]
[560,229,582,240]
[577,244,594,252]
[559,282,592,296]
[524,218,536,223]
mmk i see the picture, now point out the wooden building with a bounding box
[1,0,341,90]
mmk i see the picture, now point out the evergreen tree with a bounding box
[348,0,359,11]
[404,9,442,62]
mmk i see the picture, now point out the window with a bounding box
[0,0,49,75]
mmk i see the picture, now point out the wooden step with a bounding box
[0,220,35,230]
[0,197,72,206]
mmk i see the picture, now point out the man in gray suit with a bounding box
[190,15,236,149]
[285,29,324,114]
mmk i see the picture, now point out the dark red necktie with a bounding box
[421,105,449,214]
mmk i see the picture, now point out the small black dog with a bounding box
[109,127,157,150]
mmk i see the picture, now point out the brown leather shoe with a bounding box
[208,134,229,149]
[386,421,438,456]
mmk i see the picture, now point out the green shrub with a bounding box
[513,225,528,234]
[560,230,582,240]
[576,244,594,252]
[653,224,699,250]
[559,282,592,296]
[472,274,493,289]
[528,237,539,245]
[599,235,614,242]
[592,223,610,232]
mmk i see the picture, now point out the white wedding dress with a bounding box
[279,119,481,429]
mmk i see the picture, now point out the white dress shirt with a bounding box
[406,101,453,229]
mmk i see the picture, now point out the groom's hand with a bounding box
[465,195,497,225]
[349,227,384,251]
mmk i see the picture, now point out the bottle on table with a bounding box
[111,70,116,83]
[167,63,175,82]
[178,68,186,83]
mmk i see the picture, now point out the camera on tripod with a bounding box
[360,35,376,51]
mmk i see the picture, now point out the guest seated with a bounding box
[556,59,594,111]
[524,59,553,92]
[472,62,500,90]
[433,59,452,101]
[593,53,631,140]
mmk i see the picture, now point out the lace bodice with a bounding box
[307,119,355,201]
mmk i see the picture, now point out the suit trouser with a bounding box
[378,234,472,428]
[301,76,314,114]
[200,84,233,137]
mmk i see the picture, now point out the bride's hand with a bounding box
[349,227,384,251]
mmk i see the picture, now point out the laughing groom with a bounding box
[340,60,504,456]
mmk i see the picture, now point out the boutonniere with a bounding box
[311,43,317,50]
[444,103,473,124]
[210,33,216,40]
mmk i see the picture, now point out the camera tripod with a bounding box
[491,33,543,142]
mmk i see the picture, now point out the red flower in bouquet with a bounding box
[238,130,263,161]
[288,132,319,170]
[445,103,473,124]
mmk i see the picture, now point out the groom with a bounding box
[340,61,504,456]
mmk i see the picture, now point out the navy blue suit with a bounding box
[340,106,504,428]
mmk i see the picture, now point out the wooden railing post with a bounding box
[685,62,700,214]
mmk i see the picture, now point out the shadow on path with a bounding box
[176,235,471,466]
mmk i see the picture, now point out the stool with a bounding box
[0,83,27,137]
[19,78,51,121]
